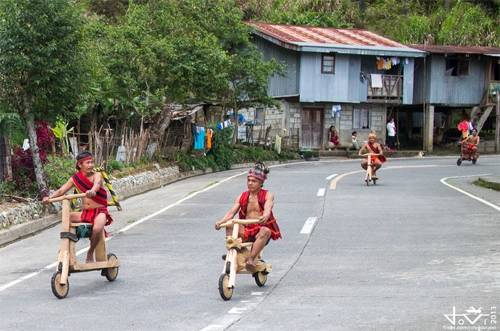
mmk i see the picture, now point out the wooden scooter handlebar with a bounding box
[218,219,261,228]
[359,153,380,157]
[46,193,87,203]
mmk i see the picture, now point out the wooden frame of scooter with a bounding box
[48,193,120,298]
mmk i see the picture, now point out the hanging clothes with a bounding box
[376,58,384,70]
[194,127,206,150]
[206,128,212,149]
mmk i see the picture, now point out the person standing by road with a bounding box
[386,118,396,150]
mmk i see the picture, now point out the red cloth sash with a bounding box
[367,142,387,163]
[238,189,282,241]
[81,207,113,237]
[72,171,108,206]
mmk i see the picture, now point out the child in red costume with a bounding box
[43,151,113,263]
[215,162,281,271]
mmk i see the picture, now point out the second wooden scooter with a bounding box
[49,193,120,299]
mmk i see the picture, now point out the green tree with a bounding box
[89,0,285,152]
[437,1,496,46]
[0,0,90,193]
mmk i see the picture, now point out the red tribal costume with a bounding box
[72,171,113,232]
[238,189,282,242]
[367,142,387,163]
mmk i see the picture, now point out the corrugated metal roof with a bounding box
[245,22,425,57]
[409,44,500,55]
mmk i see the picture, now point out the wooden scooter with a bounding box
[48,193,120,299]
[361,153,380,186]
[218,219,272,301]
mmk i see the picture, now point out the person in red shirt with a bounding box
[215,162,281,271]
[43,151,113,263]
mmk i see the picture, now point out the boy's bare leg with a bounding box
[247,228,271,267]
[86,213,107,263]
[373,161,382,177]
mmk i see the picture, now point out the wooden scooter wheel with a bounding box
[51,271,69,299]
[103,253,119,282]
[218,274,233,301]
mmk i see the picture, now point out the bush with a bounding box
[107,159,125,173]
[43,156,76,190]
[9,121,55,197]
[207,126,235,171]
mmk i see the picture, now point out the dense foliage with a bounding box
[234,0,500,46]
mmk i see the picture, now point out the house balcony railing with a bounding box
[367,74,402,103]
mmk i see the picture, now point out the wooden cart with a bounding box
[48,193,120,299]
[218,219,272,301]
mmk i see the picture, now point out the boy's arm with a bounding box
[88,172,104,196]
[43,177,75,203]
[215,195,241,230]
[259,192,275,224]
[378,143,384,155]
[358,144,367,155]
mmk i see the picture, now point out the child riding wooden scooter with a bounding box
[457,129,480,166]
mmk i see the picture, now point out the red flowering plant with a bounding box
[10,121,55,197]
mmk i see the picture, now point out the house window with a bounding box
[353,108,370,129]
[255,108,265,125]
[322,54,335,74]
[492,60,500,81]
[445,57,470,76]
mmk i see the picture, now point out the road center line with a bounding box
[317,188,325,196]
[300,217,317,234]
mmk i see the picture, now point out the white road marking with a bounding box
[326,174,338,180]
[300,217,317,234]
[317,188,325,196]
[200,325,223,331]
[441,174,500,211]
[228,307,247,314]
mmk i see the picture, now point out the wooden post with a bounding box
[227,223,240,288]
[496,93,500,153]
[425,104,434,153]
[59,200,71,284]
[94,231,107,262]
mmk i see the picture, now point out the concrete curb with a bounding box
[0,213,61,247]
[476,175,500,191]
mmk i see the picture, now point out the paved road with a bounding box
[0,155,499,331]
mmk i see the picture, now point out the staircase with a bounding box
[471,89,496,133]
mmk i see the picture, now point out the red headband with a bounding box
[78,156,93,163]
